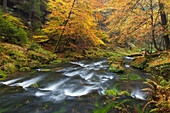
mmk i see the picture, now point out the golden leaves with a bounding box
[42,0,105,49]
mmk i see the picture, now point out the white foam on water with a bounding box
[12,76,44,88]
[64,86,99,96]
[70,62,85,67]
[131,89,145,100]
[125,64,130,68]
[1,77,24,85]
[35,91,66,102]
[56,67,79,72]
[50,94,66,102]
[64,70,81,77]
[39,78,70,91]
[82,73,94,80]
[124,56,134,60]
[93,60,106,66]
[35,91,50,97]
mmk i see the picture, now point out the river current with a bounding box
[0,57,150,113]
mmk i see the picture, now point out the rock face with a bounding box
[107,56,125,73]
[0,0,47,30]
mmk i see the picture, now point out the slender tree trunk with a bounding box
[150,0,159,50]
[158,0,169,50]
[28,12,32,28]
[53,0,76,53]
[3,0,7,13]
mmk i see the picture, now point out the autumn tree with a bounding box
[40,0,105,53]
[105,0,169,51]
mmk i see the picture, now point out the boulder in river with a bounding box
[107,56,125,73]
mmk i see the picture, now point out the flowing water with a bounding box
[0,57,150,113]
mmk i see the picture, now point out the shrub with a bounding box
[0,10,28,46]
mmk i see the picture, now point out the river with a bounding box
[0,57,151,113]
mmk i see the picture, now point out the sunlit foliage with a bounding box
[0,10,28,46]
[39,0,105,52]
[105,0,169,50]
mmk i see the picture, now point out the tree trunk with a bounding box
[3,0,7,13]
[158,0,169,50]
[28,12,32,28]
[53,0,76,53]
[150,0,159,50]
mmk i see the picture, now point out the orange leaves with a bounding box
[42,0,105,51]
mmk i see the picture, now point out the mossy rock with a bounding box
[130,57,147,69]
[107,56,124,65]
[109,64,125,73]
[19,67,31,72]
[106,89,130,97]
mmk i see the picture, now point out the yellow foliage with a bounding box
[42,0,105,49]
[2,14,28,29]
[33,35,49,43]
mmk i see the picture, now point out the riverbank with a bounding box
[0,42,59,80]
[0,42,117,80]
[130,50,170,79]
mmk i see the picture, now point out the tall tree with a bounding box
[105,0,169,50]
[150,0,159,50]
[41,0,105,53]
[3,0,7,13]
[53,0,76,53]
[158,0,169,50]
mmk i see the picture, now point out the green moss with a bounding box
[1,63,18,74]
[106,89,130,97]
[27,50,49,63]
[109,64,125,73]
[50,59,63,64]
[107,56,124,65]
[0,11,28,46]
[19,67,31,72]
[130,57,147,69]
[118,73,142,81]
[107,56,125,73]
[28,60,42,69]
[0,71,6,80]
[39,69,51,72]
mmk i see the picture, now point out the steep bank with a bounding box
[131,50,170,79]
[0,42,58,80]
